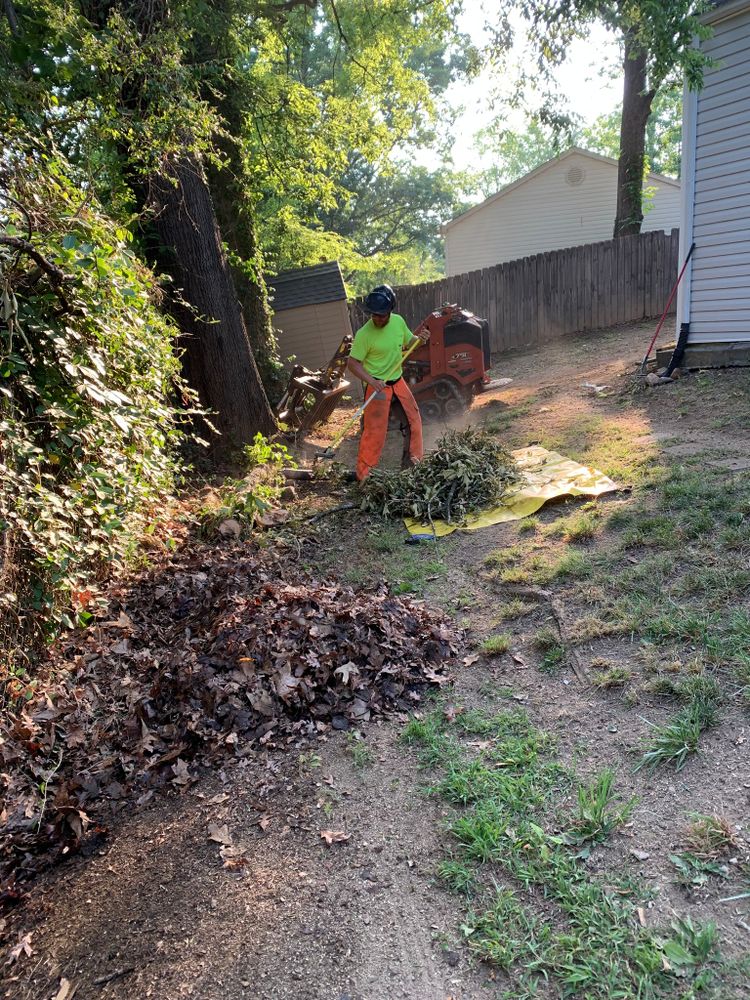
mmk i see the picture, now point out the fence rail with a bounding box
[350,229,680,354]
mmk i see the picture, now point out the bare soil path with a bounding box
[6,321,750,1000]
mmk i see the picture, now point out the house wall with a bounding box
[273,299,352,371]
[681,5,750,345]
[444,152,681,276]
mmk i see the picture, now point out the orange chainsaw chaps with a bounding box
[356,380,423,481]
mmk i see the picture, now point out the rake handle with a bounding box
[324,335,426,455]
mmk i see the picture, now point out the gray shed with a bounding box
[268,261,352,371]
[676,0,750,360]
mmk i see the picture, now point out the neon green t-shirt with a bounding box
[349,313,414,381]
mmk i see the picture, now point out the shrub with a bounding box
[1,135,196,672]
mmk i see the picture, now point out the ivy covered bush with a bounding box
[0,133,195,672]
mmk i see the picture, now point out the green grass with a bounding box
[481,633,512,655]
[560,768,636,847]
[404,705,728,999]
[346,731,374,769]
[592,665,632,689]
[533,625,566,673]
[634,675,721,773]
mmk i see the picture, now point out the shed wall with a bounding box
[274,300,352,371]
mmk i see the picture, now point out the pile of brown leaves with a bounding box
[0,543,459,887]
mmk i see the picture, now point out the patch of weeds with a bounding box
[298,751,322,774]
[560,768,636,848]
[670,852,729,888]
[484,544,524,568]
[405,704,725,999]
[593,665,632,689]
[682,813,737,859]
[437,857,478,896]
[492,598,531,622]
[547,507,601,543]
[517,517,539,534]
[481,633,512,656]
[533,625,565,673]
[623,514,678,549]
[550,550,592,580]
[401,713,461,769]
[634,677,720,773]
[346,732,374,769]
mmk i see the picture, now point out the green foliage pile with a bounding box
[358,428,519,523]
[198,434,296,538]
[0,132,195,664]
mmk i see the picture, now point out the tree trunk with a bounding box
[206,155,282,399]
[151,157,276,452]
[614,30,655,238]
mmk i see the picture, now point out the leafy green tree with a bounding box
[582,86,682,178]
[472,116,582,196]
[237,1,473,288]
[490,1,710,235]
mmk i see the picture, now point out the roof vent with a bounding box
[565,165,585,186]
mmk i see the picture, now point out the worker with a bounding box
[347,284,428,481]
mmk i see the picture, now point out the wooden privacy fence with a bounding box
[351,229,680,354]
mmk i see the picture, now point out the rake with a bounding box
[316,334,426,461]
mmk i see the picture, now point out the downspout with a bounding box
[668,46,700,374]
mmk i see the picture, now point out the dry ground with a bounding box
[5,321,750,1000]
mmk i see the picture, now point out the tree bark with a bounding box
[150,158,276,451]
[206,153,282,399]
[614,29,655,238]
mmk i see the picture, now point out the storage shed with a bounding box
[268,261,352,371]
[674,0,750,363]
[442,147,681,277]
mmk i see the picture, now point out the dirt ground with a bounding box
[5,321,750,1000]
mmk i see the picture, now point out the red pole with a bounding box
[639,242,696,375]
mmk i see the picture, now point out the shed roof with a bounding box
[442,147,680,233]
[268,261,347,312]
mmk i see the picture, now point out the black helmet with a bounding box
[363,284,396,315]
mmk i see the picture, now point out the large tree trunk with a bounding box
[614,30,655,238]
[206,154,282,400]
[151,157,276,451]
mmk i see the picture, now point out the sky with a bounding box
[440,0,623,171]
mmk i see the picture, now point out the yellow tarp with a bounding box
[405,445,618,537]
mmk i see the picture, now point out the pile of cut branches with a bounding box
[0,542,459,883]
[357,427,519,523]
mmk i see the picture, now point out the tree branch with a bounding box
[0,236,72,311]
[2,0,20,36]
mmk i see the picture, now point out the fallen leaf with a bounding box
[171,758,191,785]
[6,931,33,965]
[222,856,250,870]
[257,815,272,831]
[462,653,480,666]
[320,829,350,846]
[334,661,360,685]
[510,652,528,668]
[637,907,647,927]
[207,823,233,846]
[443,703,465,723]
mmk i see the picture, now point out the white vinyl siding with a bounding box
[443,150,680,276]
[688,5,750,344]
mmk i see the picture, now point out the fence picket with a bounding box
[363,230,678,353]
